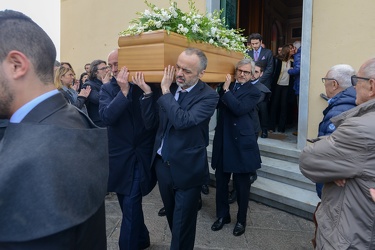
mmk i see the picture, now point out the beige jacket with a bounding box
[300,98,375,250]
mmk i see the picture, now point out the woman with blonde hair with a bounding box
[54,67,91,113]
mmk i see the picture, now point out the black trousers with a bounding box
[215,163,251,225]
[154,158,201,250]
[269,84,289,131]
[258,100,269,131]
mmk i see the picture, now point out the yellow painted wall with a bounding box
[61,0,206,76]
[307,0,375,138]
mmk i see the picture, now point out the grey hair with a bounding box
[328,64,356,89]
[184,48,207,72]
[361,58,375,79]
[235,58,253,72]
[293,41,301,50]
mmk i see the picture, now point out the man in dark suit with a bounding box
[247,33,274,138]
[227,62,270,204]
[211,58,262,237]
[0,10,108,249]
[251,62,272,136]
[99,49,159,249]
[0,119,8,140]
[125,48,219,249]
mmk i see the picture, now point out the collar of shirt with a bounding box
[251,79,259,84]
[175,82,197,100]
[255,47,262,54]
[234,80,245,86]
[10,89,59,123]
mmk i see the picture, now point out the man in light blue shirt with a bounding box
[0,10,108,249]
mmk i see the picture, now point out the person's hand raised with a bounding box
[161,65,174,95]
[117,66,130,96]
[79,85,91,97]
[223,74,231,91]
[132,72,151,94]
[102,70,111,84]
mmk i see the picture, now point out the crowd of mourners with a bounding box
[3,8,375,250]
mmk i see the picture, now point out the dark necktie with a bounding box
[233,83,240,93]
[178,90,188,104]
[161,90,188,161]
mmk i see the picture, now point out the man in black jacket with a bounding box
[247,33,274,138]
[0,10,108,249]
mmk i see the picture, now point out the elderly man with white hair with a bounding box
[300,58,375,249]
[314,64,357,199]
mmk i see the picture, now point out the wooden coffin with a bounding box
[118,30,244,83]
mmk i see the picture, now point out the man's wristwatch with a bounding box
[143,92,153,98]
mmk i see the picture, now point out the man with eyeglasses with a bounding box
[314,64,357,200]
[300,58,375,249]
[211,58,261,237]
[227,62,271,205]
[308,64,357,247]
[83,60,111,127]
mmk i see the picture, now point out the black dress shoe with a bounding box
[228,189,237,204]
[201,184,209,195]
[211,216,231,231]
[250,172,257,184]
[197,197,202,211]
[233,222,246,236]
[261,129,268,138]
[158,207,166,217]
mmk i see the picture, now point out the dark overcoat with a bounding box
[99,79,159,196]
[0,93,108,249]
[211,81,262,173]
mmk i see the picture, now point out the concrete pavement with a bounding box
[105,184,315,250]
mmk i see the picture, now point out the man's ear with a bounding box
[6,50,29,80]
[368,78,375,98]
[333,80,340,90]
[198,69,205,79]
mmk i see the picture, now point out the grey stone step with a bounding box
[207,130,319,221]
[250,176,320,220]
[259,156,316,192]
[258,137,300,164]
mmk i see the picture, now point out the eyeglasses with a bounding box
[321,78,338,85]
[351,75,371,86]
[97,66,109,71]
[236,69,252,76]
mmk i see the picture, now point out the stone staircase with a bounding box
[207,131,320,221]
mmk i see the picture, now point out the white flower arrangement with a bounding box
[119,0,248,55]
